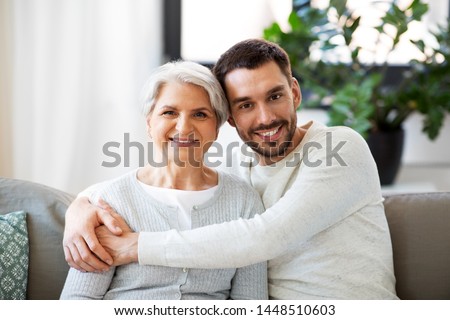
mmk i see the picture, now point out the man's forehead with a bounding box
[224,63,288,98]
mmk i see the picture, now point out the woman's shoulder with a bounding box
[219,170,250,188]
[218,171,260,199]
[90,170,138,200]
[216,171,264,218]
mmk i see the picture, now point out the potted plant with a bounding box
[264,0,450,184]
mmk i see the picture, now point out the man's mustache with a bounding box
[251,120,287,132]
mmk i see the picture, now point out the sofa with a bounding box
[1,177,449,300]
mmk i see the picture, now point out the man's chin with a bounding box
[247,142,291,159]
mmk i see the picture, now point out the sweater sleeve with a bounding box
[138,127,383,268]
[229,187,268,300]
[60,267,115,299]
[230,260,268,299]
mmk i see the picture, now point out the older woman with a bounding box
[60,61,267,300]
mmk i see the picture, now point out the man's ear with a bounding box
[227,116,236,128]
[292,77,302,109]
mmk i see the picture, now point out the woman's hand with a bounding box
[63,197,123,272]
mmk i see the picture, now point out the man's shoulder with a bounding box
[305,121,365,144]
[301,122,369,162]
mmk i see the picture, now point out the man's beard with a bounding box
[242,119,297,160]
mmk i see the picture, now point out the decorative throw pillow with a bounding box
[0,210,29,300]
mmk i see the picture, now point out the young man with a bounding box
[63,39,397,299]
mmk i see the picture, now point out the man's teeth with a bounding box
[173,138,196,143]
[260,128,279,137]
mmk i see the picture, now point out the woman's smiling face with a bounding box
[147,81,218,166]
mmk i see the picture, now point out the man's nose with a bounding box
[257,104,277,124]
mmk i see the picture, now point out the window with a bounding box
[165,0,449,64]
[165,0,292,63]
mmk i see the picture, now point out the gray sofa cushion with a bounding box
[0,178,74,299]
[1,176,449,300]
[384,192,450,300]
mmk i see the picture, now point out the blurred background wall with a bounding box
[1,0,162,194]
[1,0,449,194]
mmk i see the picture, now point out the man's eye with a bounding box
[239,103,252,109]
[269,94,281,101]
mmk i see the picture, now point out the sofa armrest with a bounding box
[384,192,450,299]
[0,178,75,299]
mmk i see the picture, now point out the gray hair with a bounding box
[141,60,229,128]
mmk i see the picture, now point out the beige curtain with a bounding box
[3,0,163,194]
[0,0,13,177]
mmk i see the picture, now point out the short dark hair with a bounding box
[212,38,293,96]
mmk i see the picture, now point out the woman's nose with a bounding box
[175,115,194,134]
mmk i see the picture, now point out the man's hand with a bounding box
[63,197,123,272]
[96,225,139,266]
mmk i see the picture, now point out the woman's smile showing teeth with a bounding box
[170,137,199,147]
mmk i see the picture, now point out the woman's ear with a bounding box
[146,113,152,139]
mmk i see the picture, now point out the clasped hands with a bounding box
[63,197,139,272]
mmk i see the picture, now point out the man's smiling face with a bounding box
[225,61,302,164]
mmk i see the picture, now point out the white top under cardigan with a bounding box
[60,170,268,300]
[138,181,218,230]
[138,121,398,299]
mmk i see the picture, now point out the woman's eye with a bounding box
[193,112,207,118]
[162,111,176,116]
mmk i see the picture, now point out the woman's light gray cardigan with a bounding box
[60,170,268,300]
